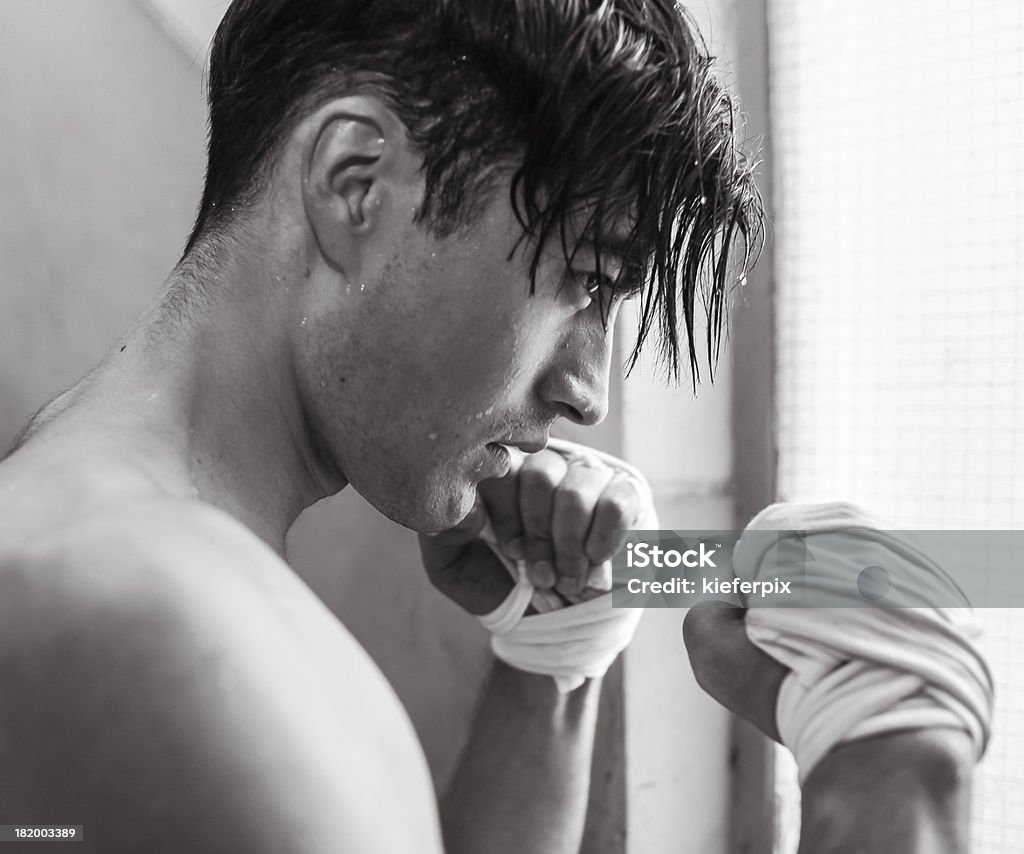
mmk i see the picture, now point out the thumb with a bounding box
[682,601,788,742]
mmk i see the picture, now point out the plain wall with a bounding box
[0,0,206,438]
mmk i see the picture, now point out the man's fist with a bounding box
[418,441,651,616]
[682,603,789,742]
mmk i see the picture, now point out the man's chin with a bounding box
[421,486,478,534]
[377,480,477,535]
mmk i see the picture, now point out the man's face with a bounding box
[295,179,631,532]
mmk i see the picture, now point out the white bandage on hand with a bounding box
[734,502,995,783]
[478,439,657,692]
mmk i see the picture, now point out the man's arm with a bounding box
[440,664,601,854]
[683,605,975,853]
[798,729,973,854]
[419,443,646,854]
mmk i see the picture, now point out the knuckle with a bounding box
[566,453,609,474]
[608,470,644,500]
[631,471,652,494]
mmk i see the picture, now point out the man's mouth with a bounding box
[493,437,549,455]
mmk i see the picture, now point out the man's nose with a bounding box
[538,325,613,427]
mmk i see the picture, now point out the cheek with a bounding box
[443,331,517,397]
[434,305,559,410]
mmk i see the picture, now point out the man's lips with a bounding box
[491,437,550,454]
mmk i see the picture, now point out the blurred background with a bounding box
[0,1,1020,852]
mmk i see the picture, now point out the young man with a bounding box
[0,1,975,852]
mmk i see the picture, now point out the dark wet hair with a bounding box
[187,0,765,383]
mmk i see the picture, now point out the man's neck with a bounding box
[33,260,346,557]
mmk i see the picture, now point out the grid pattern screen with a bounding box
[767,1,1024,850]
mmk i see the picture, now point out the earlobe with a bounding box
[302,100,393,271]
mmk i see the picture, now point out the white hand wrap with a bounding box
[478,439,657,692]
[734,502,994,783]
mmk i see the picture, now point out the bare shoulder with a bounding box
[0,498,443,854]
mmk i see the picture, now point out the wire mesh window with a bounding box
[766,0,1024,850]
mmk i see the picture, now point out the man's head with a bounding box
[182,0,764,530]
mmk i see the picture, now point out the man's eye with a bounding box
[576,270,642,304]
[582,271,615,297]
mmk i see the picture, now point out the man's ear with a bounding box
[301,96,415,273]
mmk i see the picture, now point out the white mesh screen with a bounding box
[766,0,1024,849]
